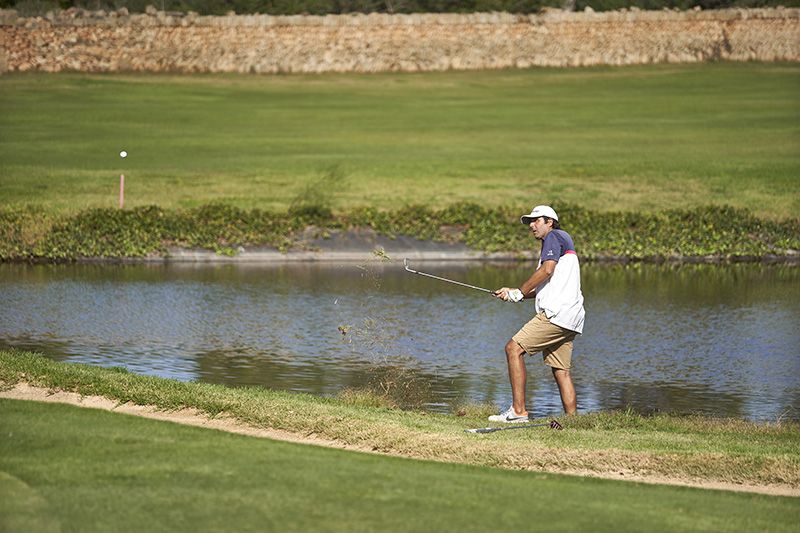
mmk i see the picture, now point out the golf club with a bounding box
[404,258,496,295]
[465,419,563,433]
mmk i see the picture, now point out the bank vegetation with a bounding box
[1,203,798,262]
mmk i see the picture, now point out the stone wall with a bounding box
[0,7,797,73]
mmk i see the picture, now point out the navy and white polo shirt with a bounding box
[535,229,585,334]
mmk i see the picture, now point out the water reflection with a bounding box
[0,262,798,420]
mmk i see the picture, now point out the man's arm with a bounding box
[495,260,556,301]
[519,260,556,298]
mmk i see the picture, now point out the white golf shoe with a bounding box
[488,405,530,423]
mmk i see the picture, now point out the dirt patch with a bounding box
[2,382,798,498]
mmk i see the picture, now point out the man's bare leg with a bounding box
[505,339,529,416]
[552,367,576,415]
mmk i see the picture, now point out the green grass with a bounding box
[2,350,798,490]
[2,399,799,533]
[1,63,798,219]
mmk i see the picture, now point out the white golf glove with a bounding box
[506,289,524,302]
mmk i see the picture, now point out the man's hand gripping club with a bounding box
[494,260,557,303]
[495,287,525,302]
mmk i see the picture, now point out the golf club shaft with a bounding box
[466,422,553,434]
[404,260,495,294]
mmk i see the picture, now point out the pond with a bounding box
[1,261,798,421]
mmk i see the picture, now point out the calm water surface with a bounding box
[1,262,798,421]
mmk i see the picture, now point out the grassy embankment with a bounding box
[2,350,798,490]
[1,63,798,219]
[3,399,799,533]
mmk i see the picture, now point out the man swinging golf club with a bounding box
[491,205,585,422]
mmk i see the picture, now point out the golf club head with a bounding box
[549,419,563,430]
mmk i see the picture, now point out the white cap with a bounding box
[520,205,558,224]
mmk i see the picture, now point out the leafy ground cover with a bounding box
[1,202,797,260]
[2,350,798,492]
[1,63,798,219]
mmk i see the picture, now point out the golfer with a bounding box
[492,205,585,422]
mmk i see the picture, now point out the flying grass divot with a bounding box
[466,419,563,434]
[337,247,434,409]
[372,247,391,262]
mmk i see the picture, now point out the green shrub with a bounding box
[39,206,170,259]
[0,206,57,260]
[0,202,797,261]
[287,166,345,227]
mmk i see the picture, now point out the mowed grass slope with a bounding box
[0,63,798,218]
[2,351,798,491]
[2,399,799,533]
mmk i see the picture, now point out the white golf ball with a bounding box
[120,150,128,158]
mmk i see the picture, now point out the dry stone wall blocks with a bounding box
[0,7,797,73]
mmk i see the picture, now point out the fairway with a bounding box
[1,63,798,218]
[2,399,798,533]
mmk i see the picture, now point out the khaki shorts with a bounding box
[512,312,578,370]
